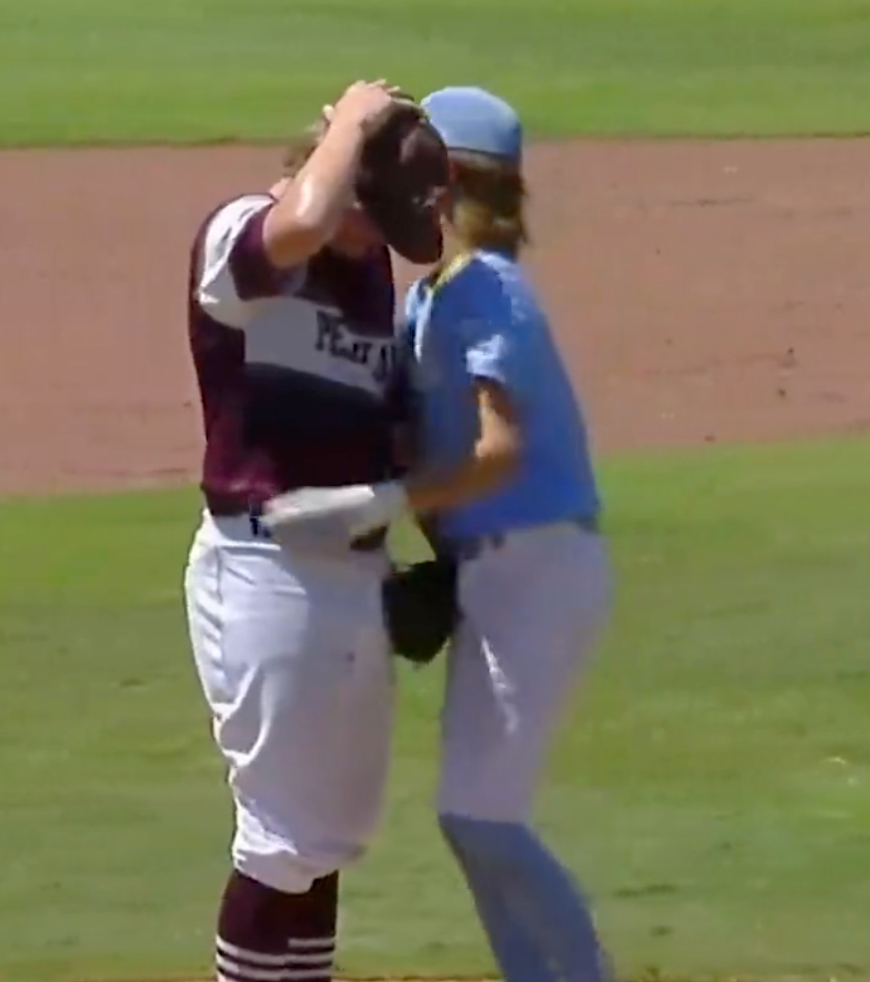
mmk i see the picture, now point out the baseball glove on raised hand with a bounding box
[382,556,459,665]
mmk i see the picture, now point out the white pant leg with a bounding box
[438,523,611,822]
[184,514,394,893]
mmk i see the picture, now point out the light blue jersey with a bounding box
[405,249,601,543]
[411,85,613,982]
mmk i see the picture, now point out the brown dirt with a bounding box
[0,138,868,496]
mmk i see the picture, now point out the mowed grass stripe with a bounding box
[2,0,870,143]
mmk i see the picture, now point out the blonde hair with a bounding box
[280,118,327,177]
[447,150,529,256]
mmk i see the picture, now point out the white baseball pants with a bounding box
[184,512,395,894]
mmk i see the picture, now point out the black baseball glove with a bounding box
[382,556,460,665]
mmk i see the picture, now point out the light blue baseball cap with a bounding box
[421,86,523,162]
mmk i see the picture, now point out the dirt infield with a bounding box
[0,137,868,496]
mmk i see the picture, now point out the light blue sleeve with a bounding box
[453,266,517,387]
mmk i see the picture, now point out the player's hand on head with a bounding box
[330,80,413,134]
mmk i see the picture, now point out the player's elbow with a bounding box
[262,191,336,269]
[472,427,522,493]
[471,378,522,491]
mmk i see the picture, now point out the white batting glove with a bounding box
[262,481,408,540]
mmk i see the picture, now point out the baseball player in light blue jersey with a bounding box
[262,86,613,982]
[405,86,614,982]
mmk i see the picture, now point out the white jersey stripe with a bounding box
[197,194,276,329]
[244,295,392,397]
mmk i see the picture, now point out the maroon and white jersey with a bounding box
[188,193,407,515]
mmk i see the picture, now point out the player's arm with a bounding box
[405,377,521,513]
[197,82,399,317]
[216,118,364,305]
[405,281,523,512]
[263,80,405,269]
[261,118,364,270]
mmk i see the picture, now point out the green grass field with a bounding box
[3,0,870,143]
[2,441,870,982]
[3,1,870,980]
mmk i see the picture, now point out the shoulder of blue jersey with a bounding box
[436,255,514,316]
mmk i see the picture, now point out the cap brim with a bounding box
[357,114,448,265]
[366,196,444,265]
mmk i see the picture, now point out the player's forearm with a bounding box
[405,440,519,514]
[260,432,519,540]
[263,119,365,268]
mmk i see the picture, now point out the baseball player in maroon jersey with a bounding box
[183,81,448,982]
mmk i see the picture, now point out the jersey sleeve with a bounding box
[453,267,517,389]
[196,194,301,328]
